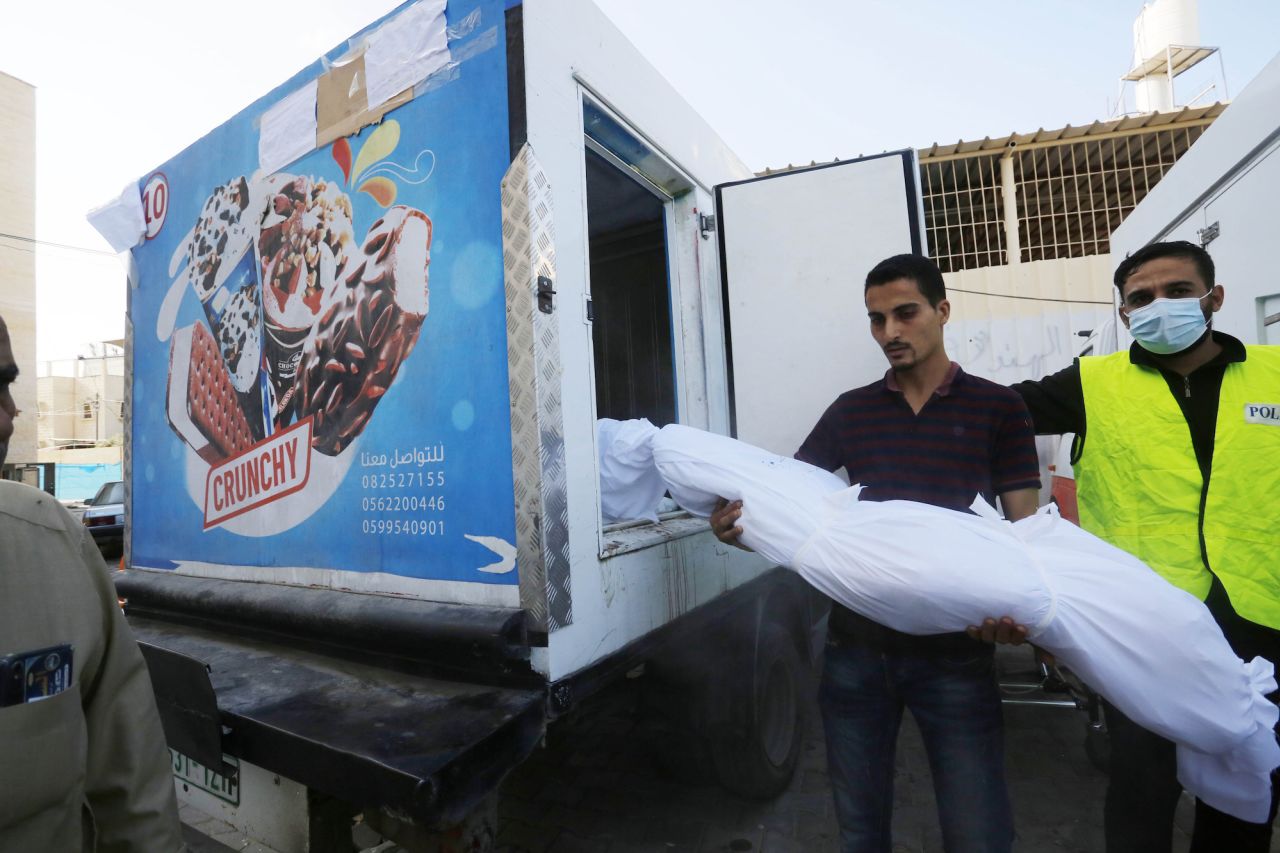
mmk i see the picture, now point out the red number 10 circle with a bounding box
[142,173,168,240]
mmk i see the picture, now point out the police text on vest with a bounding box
[1243,403,1280,425]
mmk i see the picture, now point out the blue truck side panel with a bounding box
[128,0,519,585]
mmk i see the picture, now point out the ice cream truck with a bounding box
[93,0,927,847]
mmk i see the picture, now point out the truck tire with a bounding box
[711,621,804,800]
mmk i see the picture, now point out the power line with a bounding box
[947,286,1114,306]
[0,231,117,258]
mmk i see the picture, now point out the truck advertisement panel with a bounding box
[127,0,518,588]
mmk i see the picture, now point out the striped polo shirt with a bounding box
[796,361,1041,645]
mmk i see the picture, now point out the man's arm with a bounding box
[966,486,1040,645]
[1010,360,1087,436]
[999,487,1038,522]
[967,395,1043,646]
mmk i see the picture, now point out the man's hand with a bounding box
[710,498,752,551]
[965,616,1029,645]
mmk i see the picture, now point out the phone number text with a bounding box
[360,471,444,489]
[361,519,447,536]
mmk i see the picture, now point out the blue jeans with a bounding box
[820,637,1013,853]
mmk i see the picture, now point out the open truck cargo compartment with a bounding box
[119,571,544,826]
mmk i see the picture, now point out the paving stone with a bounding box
[792,812,837,846]
[697,827,764,853]
[575,787,640,817]
[495,818,558,853]
[799,769,831,796]
[535,782,585,809]
[546,830,611,853]
[759,829,807,853]
[751,810,795,838]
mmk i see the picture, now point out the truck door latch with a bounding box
[1198,222,1220,247]
[537,276,556,314]
[699,213,717,239]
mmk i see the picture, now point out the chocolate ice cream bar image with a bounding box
[295,206,432,456]
[257,175,355,429]
[167,322,257,465]
[188,176,253,303]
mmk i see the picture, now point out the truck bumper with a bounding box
[117,571,544,828]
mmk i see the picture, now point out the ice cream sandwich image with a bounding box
[168,322,257,464]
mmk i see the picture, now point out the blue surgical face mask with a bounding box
[1124,293,1212,355]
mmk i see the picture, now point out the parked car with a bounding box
[82,480,124,559]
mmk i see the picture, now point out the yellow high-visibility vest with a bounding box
[1076,346,1280,629]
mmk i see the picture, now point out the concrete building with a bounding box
[0,71,38,479]
[37,345,126,451]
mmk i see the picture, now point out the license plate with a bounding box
[171,749,240,806]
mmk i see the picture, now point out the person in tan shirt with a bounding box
[0,316,183,852]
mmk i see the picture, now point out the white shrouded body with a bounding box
[597,419,1280,822]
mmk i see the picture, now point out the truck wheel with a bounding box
[711,622,804,800]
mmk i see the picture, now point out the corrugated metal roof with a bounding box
[757,103,1228,175]
[917,102,1227,160]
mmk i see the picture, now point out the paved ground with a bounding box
[182,645,1275,851]
[491,646,1103,853]
[490,646,1259,853]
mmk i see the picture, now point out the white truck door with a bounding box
[715,151,925,456]
[1200,138,1280,344]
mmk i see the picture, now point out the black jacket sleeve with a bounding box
[1010,360,1087,437]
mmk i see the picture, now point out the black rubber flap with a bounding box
[138,643,235,777]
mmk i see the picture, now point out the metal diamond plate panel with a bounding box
[502,145,571,632]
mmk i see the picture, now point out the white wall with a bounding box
[945,255,1117,386]
[944,255,1118,501]
[0,72,38,465]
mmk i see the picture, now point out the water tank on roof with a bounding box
[1131,0,1200,112]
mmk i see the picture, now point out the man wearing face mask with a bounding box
[1007,240,1280,852]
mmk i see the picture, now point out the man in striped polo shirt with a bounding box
[714,253,1040,852]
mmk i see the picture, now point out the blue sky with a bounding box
[1,0,1277,359]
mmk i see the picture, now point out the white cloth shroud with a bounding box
[597,418,667,523]
[597,419,1280,823]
